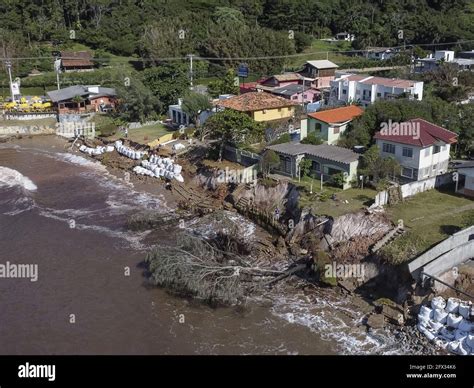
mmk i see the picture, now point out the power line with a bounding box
[1,39,473,63]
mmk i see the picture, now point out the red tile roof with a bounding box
[373,118,458,147]
[308,105,364,124]
[216,92,299,112]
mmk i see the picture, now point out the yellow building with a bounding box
[216,92,298,122]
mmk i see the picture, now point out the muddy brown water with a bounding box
[0,137,340,355]
[0,137,416,355]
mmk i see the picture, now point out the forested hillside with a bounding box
[0,0,473,76]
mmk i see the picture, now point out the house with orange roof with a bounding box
[215,91,299,122]
[305,105,364,145]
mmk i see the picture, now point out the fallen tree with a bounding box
[145,232,306,306]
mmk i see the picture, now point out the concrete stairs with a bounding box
[371,226,405,253]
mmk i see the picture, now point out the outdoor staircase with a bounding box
[235,196,250,211]
[370,226,405,253]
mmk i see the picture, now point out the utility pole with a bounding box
[54,57,61,90]
[5,61,14,102]
[187,54,194,89]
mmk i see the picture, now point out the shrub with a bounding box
[301,132,323,145]
[270,133,291,145]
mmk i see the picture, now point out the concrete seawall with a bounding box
[422,240,474,281]
[408,226,474,280]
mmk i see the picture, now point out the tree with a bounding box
[260,149,280,177]
[145,232,286,306]
[182,92,212,128]
[299,158,312,177]
[115,79,162,123]
[142,63,189,112]
[71,95,84,110]
[359,145,400,183]
[204,109,264,161]
[207,69,239,98]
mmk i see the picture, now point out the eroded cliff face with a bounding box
[329,212,392,244]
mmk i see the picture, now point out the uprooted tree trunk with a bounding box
[145,232,306,306]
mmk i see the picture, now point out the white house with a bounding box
[455,162,474,198]
[335,32,355,42]
[168,98,216,127]
[366,47,398,61]
[374,118,458,181]
[415,50,474,73]
[329,74,424,107]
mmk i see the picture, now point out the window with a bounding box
[342,89,347,95]
[315,122,322,132]
[432,164,437,173]
[303,94,307,98]
[312,161,320,172]
[402,147,413,158]
[377,92,381,97]
[425,148,431,157]
[401,167,414,178]
[292,96,298,100]
[433,145,440,154]
[382,143,396,154]
[333,127,340,134]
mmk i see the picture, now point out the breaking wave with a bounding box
[0,166,37,191]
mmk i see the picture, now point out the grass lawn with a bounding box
[106,123,173,144]
[296,175,377,217]
[286,39,360,70]
[202,159,246,170]
[385,187,474,254]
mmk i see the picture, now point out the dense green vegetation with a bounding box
[1,1,473,131]
[1,1,473,75]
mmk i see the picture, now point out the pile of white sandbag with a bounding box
[114,140,144,160]
[172,143,186,151]
[79,144,114,156]
[132,155,184,182]
[417,296,474,355]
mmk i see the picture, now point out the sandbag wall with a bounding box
[114,140,145,160]
[79,145,114,156]
[418,296,474,355]
[133,155,184,182]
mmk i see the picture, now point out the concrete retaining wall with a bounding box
[422,240,474,281]
[0,125,56,136]
[373,173,452,207]
[408,225,474,279]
